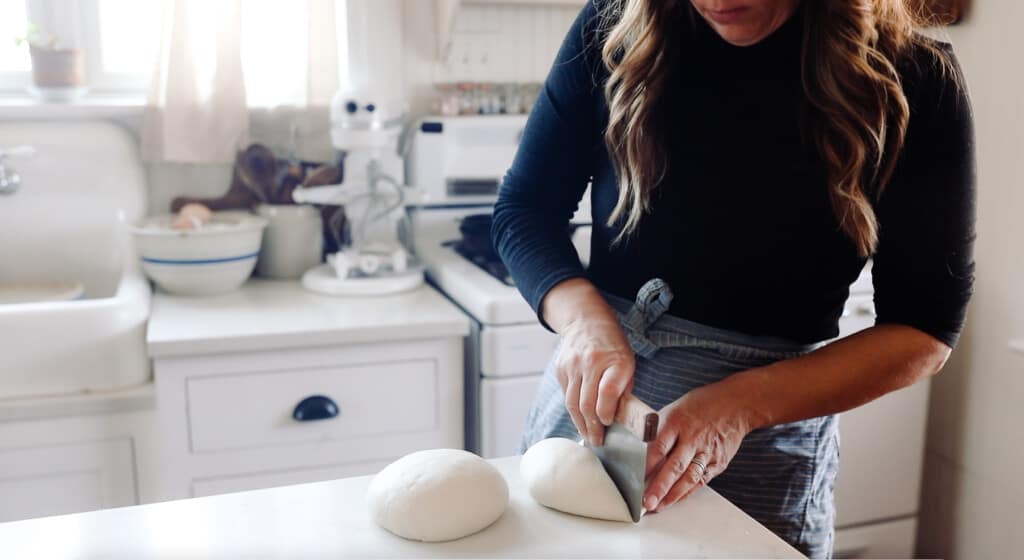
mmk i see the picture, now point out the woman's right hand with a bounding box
[542,278,636,447]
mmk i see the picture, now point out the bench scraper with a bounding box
[587,393,659,523]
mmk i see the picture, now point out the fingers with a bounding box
[645,423,677,478]
[553,315,635,447]
[653,462,707,513]
[564,374,588,444]
[644,445,696,512]
[653,452,712,513]
[595,363,632,427]
[579,370,605,446]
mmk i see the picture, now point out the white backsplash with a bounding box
[146,163,233,216]
[144,107,337,215]
[440,4,579,83]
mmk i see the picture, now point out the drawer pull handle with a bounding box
[292,395,339,422]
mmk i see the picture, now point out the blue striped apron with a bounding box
[521,279,840,559]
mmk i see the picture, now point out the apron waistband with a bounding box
[608,278,822,360]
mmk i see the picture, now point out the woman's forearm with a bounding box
[540,277,617,333]
[721,324,952,431]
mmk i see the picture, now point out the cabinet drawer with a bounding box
[187,359,438,453]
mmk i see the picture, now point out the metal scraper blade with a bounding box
[589,422,647,523]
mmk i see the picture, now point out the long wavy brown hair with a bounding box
[600,0,952,256]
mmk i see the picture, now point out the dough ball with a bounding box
[520,437,632,522]
[367,449,509,542]
[172,203,213,230]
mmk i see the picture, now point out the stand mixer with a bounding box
[292,91,424,296]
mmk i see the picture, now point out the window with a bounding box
[0,1,31,89]
[91,0,161,89]
[239,2,314,107]
[0,0,348,105]
[0,0,161,93]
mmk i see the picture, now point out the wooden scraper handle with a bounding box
[614,393,659,443]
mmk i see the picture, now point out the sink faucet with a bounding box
[0,145,36,195]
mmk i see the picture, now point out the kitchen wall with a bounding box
[916,0,1024,558]
[144,108,336,214]
[145,0,574,215]
[402,1,574,116]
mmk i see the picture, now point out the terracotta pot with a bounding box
[29,47,86,88]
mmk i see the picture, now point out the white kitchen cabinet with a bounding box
[834,379,930,527]
[185,359,440,453]
[0,440,135,523]
[830,262,930,558]
[0,387,155,523]
[833,518,917,559]
[833,293,929,528]
[146,281,470,501]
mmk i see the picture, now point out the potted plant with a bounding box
[15,24,87,101]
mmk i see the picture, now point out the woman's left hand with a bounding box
[643,383,757,513]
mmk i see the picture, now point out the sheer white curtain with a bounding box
[142,0,342,164]
[306,0,340,107]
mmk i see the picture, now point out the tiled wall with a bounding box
[400,0,581,115]
[440,3,580,83]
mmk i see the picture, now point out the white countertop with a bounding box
[0,456,803,559]
[146,280,471,358]
[0,384,154,422]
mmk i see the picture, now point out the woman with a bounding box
[491,0,975,557]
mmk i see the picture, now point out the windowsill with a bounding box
[0,92,338,163]
[0,92,146,120]
[0,92,331,121]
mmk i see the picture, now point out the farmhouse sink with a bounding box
[0,121,150,400]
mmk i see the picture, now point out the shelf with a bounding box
[0,93,145,120]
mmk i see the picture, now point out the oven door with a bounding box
[466,321,555,458]
[479,375,545,459]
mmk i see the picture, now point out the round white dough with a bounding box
[366,449,509,542]
[520,437,633,522]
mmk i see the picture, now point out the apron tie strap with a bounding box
[621,278,674,359]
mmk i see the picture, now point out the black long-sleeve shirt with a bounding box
[492,1,975,347]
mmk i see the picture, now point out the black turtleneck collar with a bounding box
[686,2,804,72]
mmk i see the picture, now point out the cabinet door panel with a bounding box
[0,439,136,523]
[835,380,930,526]
[834,518,917,559]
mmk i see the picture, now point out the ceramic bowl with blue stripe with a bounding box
[130,212,268,296]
